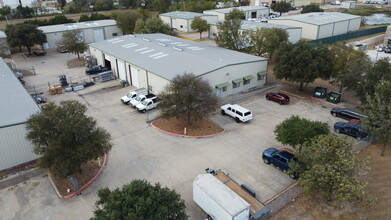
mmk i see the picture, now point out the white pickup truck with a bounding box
[136,97,160,113]
[129,93,156,107]
[120,88,147,104]
[221,104,253,123]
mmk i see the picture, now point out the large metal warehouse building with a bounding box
[0,59,40,171]
[159,11,218,32]
[38,19,122,50]
[203,6,270,22]
[88,34,268,98]
[268,12,362,40]
[209,20,302,43]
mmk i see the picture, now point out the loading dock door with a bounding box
[117,60,126,81]
[172,18,177,29]
[103,54,111,69]
[93,29,105,42]
[130,66,139,88]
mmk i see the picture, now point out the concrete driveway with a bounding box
[0,51,341,220]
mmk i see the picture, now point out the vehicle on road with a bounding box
[384,47,391,53]
[221,104,253,123]
[120,88,147,104]
[85,65,109,75]
[265,92,290,105]
[377,45,385,52]
[330,107,366,121]
[129,93,156,107]
[136,97,160,112]
[262,148,298,179]
[334,122,368,141]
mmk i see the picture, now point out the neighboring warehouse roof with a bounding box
[38,19,117,34]
[89,33,266,80]
[209,20,301,30]
[0,31,6,39]
[160,11,215,19]
[193,174,250,217]
[271,12,362,26]
[0,59,40,128]
[204,5,268,14]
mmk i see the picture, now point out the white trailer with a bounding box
[193,174,251,220]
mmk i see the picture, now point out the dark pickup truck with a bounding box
[85,65,109,75]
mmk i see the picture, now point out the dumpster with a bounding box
[313,86,327,99]
[327,92,341,104]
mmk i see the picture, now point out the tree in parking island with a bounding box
[158,73,218,125]
[273,40,332,91]
[90,179,188,220]
[270,1,291,16]
[292,135,371,205]
[26,100,112,179]
[274,115,329,151]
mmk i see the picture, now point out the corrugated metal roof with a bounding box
[89,34,266,80]
[0,59,40,127]
[38,19,117,34]
[0,31,6,39]
[270,12,362,26]
[160,11,215,20]
[204,5,268,14]
[239,20,301,31]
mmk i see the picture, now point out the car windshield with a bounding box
[135,96,142,101]
[141,100,148,105]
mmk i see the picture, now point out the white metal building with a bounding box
[203,6,270,22]
[88,34,268,98]
[0,58,40,171]
[159,11,218,32]
[38,19,122,50]
[209,20,302,43]
[268,12,362,40]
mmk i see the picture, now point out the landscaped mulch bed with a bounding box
[67,58,86,68]
[152,117,224,136]
[50,159,102,196]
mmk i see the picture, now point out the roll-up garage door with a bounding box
[117,60,126,81]
[130,66,139,88]
[93,29,105,42]
[172,18,177,29]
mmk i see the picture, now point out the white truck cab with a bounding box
[221,104,253,123]
[121,88,147,104]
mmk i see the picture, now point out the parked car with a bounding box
[57,44,68,53]
[221,104,253,123]
[266,92,290,105]
[334,122,368,141]
[377,45,385,52]
[384,47,391,53]
[262,148,298,179]
[85,65,109,75]
[330,107,366,121]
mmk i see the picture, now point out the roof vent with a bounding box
[158,43,167,47]
[172,47,183,52]
[143,38,150,42]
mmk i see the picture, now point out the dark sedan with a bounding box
[266,92,290,104]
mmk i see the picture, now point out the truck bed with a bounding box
[215,172,265,215]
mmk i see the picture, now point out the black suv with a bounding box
[334,122,368,141]
[331,107,366,121]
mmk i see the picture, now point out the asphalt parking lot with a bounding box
[0,51,342,219]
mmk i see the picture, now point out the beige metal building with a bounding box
[268,12,362,40]
[159,11,218,32]
[203,6,270,22]
[88,34,268,98]
[209,20,302,43]
[251,0,312,7]
[0,58,40,171]
[38,20,122,50]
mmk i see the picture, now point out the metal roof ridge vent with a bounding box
[143,38,150,42]
[173,47,183,52]
[309,15,314,17]
[158,42,167,47]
